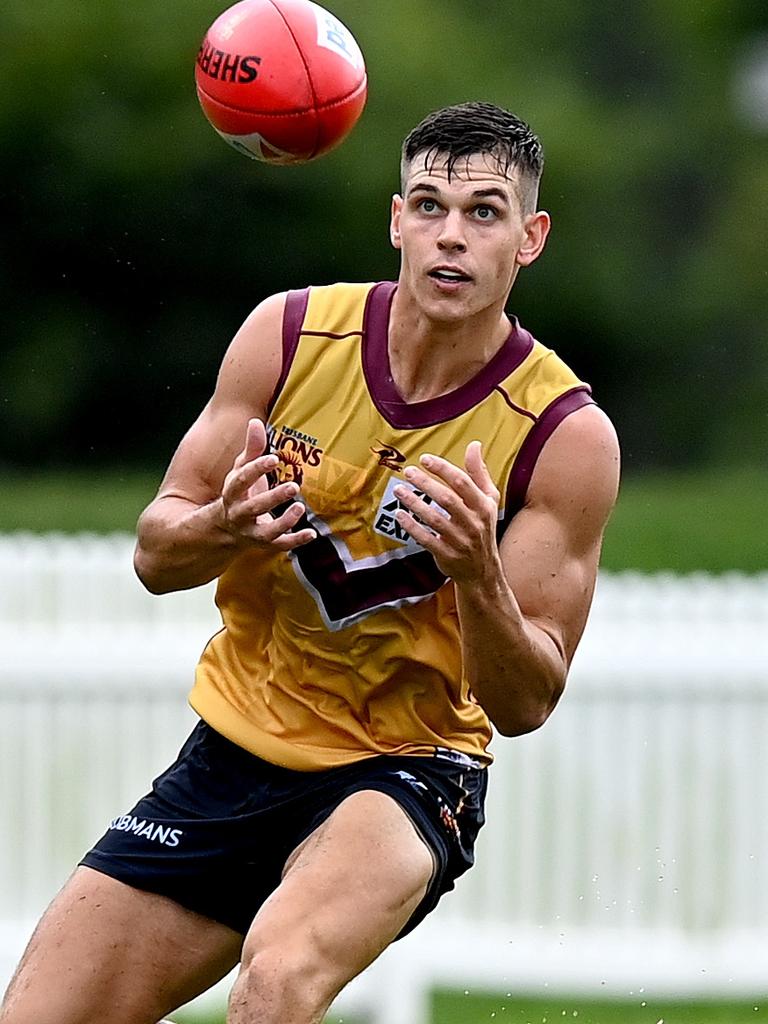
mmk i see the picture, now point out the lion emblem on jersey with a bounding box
[272,448,304,487]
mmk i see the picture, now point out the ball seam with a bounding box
[265,0,321,154]
[196,75,365,118]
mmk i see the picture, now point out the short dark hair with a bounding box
[401,102,544,211]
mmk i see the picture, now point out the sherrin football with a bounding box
[195,0,367,164]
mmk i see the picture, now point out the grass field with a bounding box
[430,992,766,1023]
[1,464,766,573]
[0,470,160,535]
[177,992,767,1024]
[599,466,767,573]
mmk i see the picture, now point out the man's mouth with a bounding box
[428,267,473,284]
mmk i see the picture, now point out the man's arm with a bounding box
[392,404,620,736]
[134,293,315,595]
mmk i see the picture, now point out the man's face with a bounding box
[390,152,549,323]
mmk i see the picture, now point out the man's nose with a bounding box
[436,211,467,252]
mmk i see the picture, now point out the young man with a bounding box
[1,102,619,1024]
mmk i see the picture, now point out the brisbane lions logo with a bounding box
[267,448,305,490]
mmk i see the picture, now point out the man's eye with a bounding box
[419,199,439,213]
[475,205,497,220]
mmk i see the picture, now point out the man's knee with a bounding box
[231,936,342,1019]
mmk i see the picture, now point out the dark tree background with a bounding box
[2,0,766,474]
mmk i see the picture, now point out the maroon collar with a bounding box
[361,281,534,429]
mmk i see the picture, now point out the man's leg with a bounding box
[227,789,435,1024]
[1,866,243,1024]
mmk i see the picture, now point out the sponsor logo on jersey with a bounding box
[373,477,448,550]
[267,423,325,487]
[371,440,406,472]
[108,815,183,848]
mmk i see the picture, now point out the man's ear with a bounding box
[516,210,551,267]
[390,194,403,250]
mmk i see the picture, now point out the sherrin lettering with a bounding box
[196,39,261,83]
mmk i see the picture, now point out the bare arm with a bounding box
[134,293,315,595]
[393,405,620,736]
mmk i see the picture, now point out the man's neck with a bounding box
[387,289,511,404]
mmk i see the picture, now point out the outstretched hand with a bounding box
[221,418,316,550]
[392,441,502,584]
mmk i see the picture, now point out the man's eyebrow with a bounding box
[407,182,440,196]
[406,182,511,203]
[471,187,510,204]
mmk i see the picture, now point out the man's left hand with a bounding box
[393,440,502,584]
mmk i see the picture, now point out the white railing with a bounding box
[1,533,768,1022]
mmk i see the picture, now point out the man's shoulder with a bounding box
[532,402,620,512]
[294,280,389,297]
[498,317,593,427]
[291,281,392,335]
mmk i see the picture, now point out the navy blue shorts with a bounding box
[81,720,488,937]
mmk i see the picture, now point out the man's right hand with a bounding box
[221,418,316,551]
[134,292,307,593]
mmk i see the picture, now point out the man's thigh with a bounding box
[240,790,435,992]
[0,866,242,1024]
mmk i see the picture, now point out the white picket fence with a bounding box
[1,533,768,1022]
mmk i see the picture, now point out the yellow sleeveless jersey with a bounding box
[190,282,593,770]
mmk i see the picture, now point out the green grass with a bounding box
[0,465,766,573]
[0,470,159,534]
[177,992,767,1024]
[432,992,766,1024]
[600,466,768,573]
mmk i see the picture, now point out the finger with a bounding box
[224,453,279,500]
[234,418,268,469]
[231,480,300,521]
[393,508,444,554]
[418,453,474,494]
[412,454,494,513]
[464,441,500,501]
[272,527,317,551]
[230,500,303,543]
[401,466,464,519]
[253,501,309,541]
[420,451,499,509]
[393,483,455,536]
[244,418,267,461]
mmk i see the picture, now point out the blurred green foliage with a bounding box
[1,0,766,474]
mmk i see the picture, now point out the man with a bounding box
[1,102,619,1024]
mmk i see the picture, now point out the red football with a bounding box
[195,0,367,164]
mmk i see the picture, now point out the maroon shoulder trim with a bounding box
[503,386,595,524]
[494,386,538,423]
[301,329,364,340]
[266,288,310,416]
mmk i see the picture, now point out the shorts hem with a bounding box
[79,852,250,936]
[296,778,452,939]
